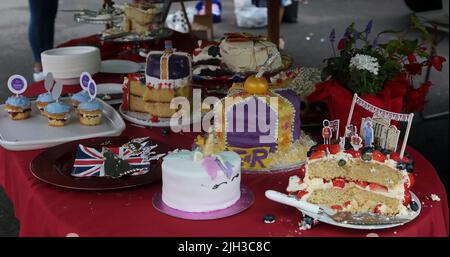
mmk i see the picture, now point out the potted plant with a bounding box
[308,16,446,132]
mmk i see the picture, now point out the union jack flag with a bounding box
[72,144,153,178]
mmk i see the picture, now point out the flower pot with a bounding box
[307,74,409,135]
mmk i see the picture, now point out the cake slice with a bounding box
[287,145,416,216]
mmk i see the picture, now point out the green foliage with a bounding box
[323,15,437,95]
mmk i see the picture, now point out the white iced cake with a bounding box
[219,34,283,73]
[162,150,241,212]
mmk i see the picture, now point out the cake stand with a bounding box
[153,186,254,220]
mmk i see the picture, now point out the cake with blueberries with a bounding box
[4,95,31,120]
[78,99,103,126]
[286,144,418,216]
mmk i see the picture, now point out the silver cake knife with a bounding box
[265,190,410,225]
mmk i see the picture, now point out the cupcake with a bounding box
[36,92,55,115]
[4,95,31,120]
[70,90,90,113]
[78,100,103,126]
[44,102,71,127]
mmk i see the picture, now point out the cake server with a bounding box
[265,190,410,225]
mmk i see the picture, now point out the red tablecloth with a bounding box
[1,32,448,237]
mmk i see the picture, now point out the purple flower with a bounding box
[343,26,351,39]
[372,37,379,48]
[364,20,373,35]
[329,28,336,43]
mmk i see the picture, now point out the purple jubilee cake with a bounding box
[214,84,304,171]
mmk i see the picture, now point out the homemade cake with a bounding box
[36,92,55,115]
[122,3,163,35]
[192,40,233,78]
[286,144,415,216]
[122,41,192,119]
[213,76,314,171]
[78,99,103,126]
[162,131,241,212]
[44,102,71,127]
[4,95,31,120]
[219,33,283,73]
[70,90,90,113]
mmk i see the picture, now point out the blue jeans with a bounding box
[28,0,58,63]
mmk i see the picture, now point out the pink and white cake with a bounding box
[162,149,242,213]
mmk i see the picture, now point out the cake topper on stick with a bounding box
[244,52,281,95]
[87,80,97,101]
[346,93,414,158]
[44,72,54,93]
[202,127,215,157]
[322,119,332,145]
[363,119,374,147]
[51,82,63,103]
[80,72,92,92]
[7,75,27,96]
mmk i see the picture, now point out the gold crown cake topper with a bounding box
[243,52,281,95]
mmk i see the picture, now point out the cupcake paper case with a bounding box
[78,99,103,126]
[4,95,31,120]
[44,101,71,127]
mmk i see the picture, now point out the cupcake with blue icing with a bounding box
[78,99,103,126]
[44,101,71,127]
[4,95,31,120]
[36,92,55,115]
[70,90,90,113]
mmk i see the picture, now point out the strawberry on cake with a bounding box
[287,144,417,216]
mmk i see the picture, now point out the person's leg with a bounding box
[42,0,58,51]
[28,0,44,71]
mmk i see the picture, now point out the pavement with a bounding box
[0,0,448,236]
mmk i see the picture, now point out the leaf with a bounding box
[410,15,430,36]
[402,39,419,53]
[385,40,401,54]
[416,48,429,58]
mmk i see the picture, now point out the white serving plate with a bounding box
[119,104,202,128]
[0,98,125,151]
[298,192,421,230]
[97,83,123,95]
[100,60,142,74]
[41,46,101,81]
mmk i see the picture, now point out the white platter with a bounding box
[97,83,123,95]
[0,98,126,151]
[119,104,202,128]
[298,192,421,230]
[41,46,101,81]
[100,60,142,74]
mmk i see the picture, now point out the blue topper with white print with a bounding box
[8,75,27,95]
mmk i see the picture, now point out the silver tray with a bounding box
[0,98,126,151]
